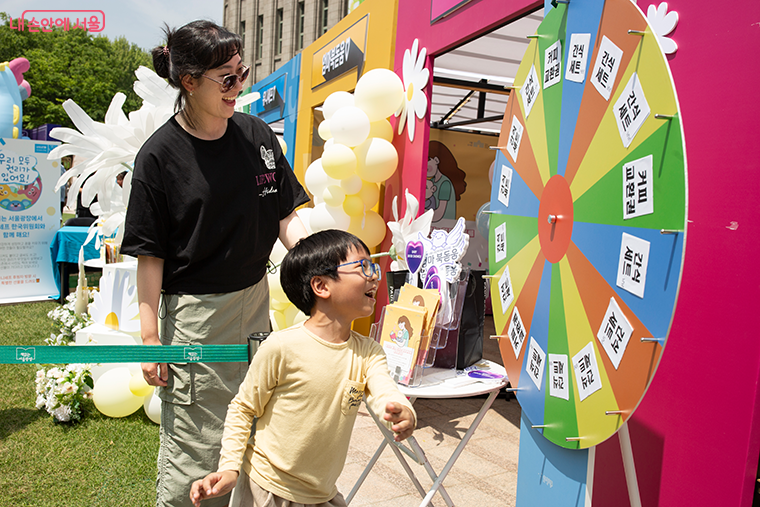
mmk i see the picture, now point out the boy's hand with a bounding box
[383,402,415,441]
[189,470,239,507]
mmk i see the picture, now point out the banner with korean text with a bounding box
[0,138,61,304]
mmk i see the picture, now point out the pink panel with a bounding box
[593,1,760,506]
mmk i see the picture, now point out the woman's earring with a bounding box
[189,92,194,97]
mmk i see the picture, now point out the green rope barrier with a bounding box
[0,345,249,364]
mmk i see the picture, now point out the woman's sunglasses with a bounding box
[202,65,250,93]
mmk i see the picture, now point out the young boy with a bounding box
[190,229,416,507]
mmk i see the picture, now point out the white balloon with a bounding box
[330,106,370,147]
[304,158,338,196]
[317,119,332,141]
[322,91,355,120]
[354,68,405,122]
[324,138,334,150]
[270,239,287,264]
[268,271,288,302]
[143,390,161,424]
[340,175,363,195]
[309,202,351,232]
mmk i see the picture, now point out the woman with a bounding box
[121,21,309,507]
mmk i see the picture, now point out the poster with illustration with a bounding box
[0,138,61,304]
[379,304,427,385]
[426,130,493,271]
[397,284,440,360]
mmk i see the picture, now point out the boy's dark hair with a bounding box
[281,229,370,315]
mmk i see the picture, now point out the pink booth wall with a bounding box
[593,1,760,505]
[392,0,760,504]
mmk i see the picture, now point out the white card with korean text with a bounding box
[548,353,569,400]
[494,222,507,263]
[526,336,546,391]
[572,342,603,401]
[544,40,562,89]
[520,64,540,118]
[614,73,651,148]
[498,265,514,315]
[596,297,634,369]
[623,154,654,219]
[498,163,514,207]
[590,36,623,101]
[507,305,526,359]
[616,232,650,298]
[506,116,524,163]
[565,33,591,83]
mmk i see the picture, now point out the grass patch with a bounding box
[0,302,159,506]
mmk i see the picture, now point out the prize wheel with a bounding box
[488,0,686,449]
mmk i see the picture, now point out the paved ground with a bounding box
[337,317,523,506]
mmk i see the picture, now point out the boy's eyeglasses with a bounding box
[335,259,381,279]
[202,65,250,93]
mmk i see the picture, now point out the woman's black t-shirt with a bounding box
[122,113,309,294]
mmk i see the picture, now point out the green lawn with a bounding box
[0,302,158,506]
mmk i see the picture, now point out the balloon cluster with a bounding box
[267,238,309,331]
[304,69,405,248]
[92,367,160,423]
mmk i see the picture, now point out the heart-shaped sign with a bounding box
[406,241,425,275]
[424,273,442,293]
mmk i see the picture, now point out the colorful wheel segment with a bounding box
[489,0,686,449]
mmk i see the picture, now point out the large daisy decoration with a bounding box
[395,39,429,142]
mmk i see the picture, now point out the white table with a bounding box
[347,360,508,507]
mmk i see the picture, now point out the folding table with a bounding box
[347,360,508,507]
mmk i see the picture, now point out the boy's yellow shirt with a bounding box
[217,322,416,504]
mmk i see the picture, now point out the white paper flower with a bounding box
[89,270,140,332]
[647,2,679,55]
[386,189,434,271]
[395,39,429,142]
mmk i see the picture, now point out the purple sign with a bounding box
[406,241,425,275]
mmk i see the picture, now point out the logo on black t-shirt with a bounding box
[260,146,276,170]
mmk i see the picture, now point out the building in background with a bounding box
[224,0,352,83]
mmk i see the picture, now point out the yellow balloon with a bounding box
[270,297,290,312]
[354,138,398,183]
[92,367,144,418]
[348,210,386,248]
[129,373,154,398]
[268,272,287,302]
[143,391,161,424]
[270,309,287,332]
[357,180,380,209]
[321,144,357,180]
[322,185,346,207]
[278,136,287,156]
[318,119,332,140]
[343,195,365,217]
[368,119,393,142]
[284,304,303,328]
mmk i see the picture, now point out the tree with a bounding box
[0,14,153,130]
